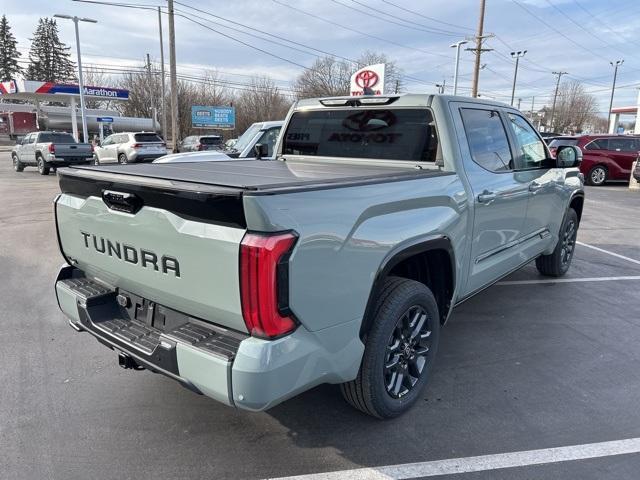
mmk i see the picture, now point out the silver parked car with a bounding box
[94,132,167,164]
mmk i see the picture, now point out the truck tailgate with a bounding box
[55,169,248,333]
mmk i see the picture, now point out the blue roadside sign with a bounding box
[191,106,235,129]
[97,117,114,123]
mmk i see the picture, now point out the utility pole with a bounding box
[158,6,166,141]
[168,0,180,152]
[517,98,521,110]
[450,40,468,96]
[530,96,535,122]
[436,79,446,94]
[608,59,624,133]
[469,0,492,98]
[145,53,157,133]
[510,50,527,106]
[549,71,568,132]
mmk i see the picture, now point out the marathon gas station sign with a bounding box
[0,79,129,99]
[350,63,386,96]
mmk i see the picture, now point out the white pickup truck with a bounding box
[12,131,94,175]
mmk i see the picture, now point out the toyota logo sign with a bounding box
[354,70,379,89]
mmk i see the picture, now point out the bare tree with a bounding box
[234,76,292,133]
[82,67,116,109]
[293,51,403,99]
[548,80,598,133]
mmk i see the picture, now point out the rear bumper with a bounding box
[55,265,363,411]
[128,152,167,162]
[49,155,94,166]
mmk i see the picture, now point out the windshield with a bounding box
[548,138,578,147]
[232,123,262,152]
[134,133,163,143]
[282,109,439,162]
[39,133,76,144]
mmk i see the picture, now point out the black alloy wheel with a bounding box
[384,305,434,399]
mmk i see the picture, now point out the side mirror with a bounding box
[254,143,269,160]
[556,145,582,168]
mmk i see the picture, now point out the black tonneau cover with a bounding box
[66,159,447,193]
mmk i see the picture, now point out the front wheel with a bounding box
[117,153,128,164]
[340,277,440,419]
[587,165,607,186]
[12,155,24,172]
[536,208,579,277]
[37,156,50,175]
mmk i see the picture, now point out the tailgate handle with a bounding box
[102,190,143,214]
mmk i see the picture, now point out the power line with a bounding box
[380,0,475,32]
[329,0,462,36]
[511,0,610,62]
[271,0,456,61]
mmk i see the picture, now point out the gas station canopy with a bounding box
[0,79,129,102]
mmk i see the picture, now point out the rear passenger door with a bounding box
[455,105,531,295]
[608,137,637,179]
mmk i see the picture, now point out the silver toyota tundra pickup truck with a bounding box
[54,94,585,418]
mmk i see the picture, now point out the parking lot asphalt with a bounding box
[1,152,639,480]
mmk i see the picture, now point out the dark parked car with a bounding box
[548,135,640,185]
[178,135,223,152]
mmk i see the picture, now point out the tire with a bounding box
[340,277,440,419]
[117,153,128,164]
[587,165,607,186]
[12,154,24,172]
[94,156,100,165]
[535,208,579,277]
[37,155,50,175]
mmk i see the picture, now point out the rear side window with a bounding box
[282,108,440,163]
[134,133,163,143]
[38,133,76,144]
[460,108,513,172]
[584,139,607,150]
[200,136,222,145]
[549,138,579,148]
[608,137,637,152]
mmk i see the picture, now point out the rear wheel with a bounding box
[340,277,440,418]
[12,154,24,172]
[118,153,128,164]
[587,165,607,186]
[536,208,579,277]
[37,155,50,175]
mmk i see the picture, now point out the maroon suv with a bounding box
[548,135,640,186]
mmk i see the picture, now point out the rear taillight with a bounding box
[240,232,297,339]
[48,144,55,154]
[90,144,95,152]
[132,143,142,148]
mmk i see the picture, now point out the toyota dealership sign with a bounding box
[350,63,385,96]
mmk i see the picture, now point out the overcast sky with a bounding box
[3,0,640,117]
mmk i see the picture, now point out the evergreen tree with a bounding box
[26,18,76,82]
[0,15,23,81]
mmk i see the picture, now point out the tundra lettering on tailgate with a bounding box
[80,231,180,277]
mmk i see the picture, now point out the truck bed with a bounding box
[62,159,448,193]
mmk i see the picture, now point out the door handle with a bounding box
[477,190,497,203]
[529,181,543,193]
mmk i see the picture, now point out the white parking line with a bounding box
[497,275,640,285]
[576,241,640,266]
[267,437,640,480]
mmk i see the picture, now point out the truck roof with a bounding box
[293,93,509,110]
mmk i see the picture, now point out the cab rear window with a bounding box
[39,133,76,144]
[282,108,439,163]
[134,133,163,143]
[200,136,222,145]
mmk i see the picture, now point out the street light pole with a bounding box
[509,50,526,106]
[450,40,468,96]
[167,0,180,152]
[608,59,624,133]
[54,14,97,143]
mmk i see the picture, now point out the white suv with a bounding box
[94,132,167,164]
